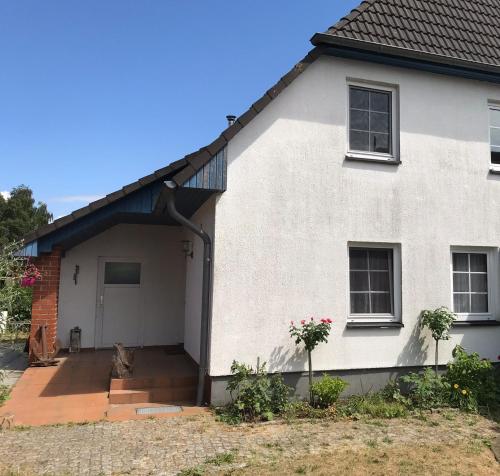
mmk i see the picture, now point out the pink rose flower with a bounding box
[300,320,306,325]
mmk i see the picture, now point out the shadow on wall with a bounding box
[267,345,306,374]
[396,323,429,367]
[450,327,500,361]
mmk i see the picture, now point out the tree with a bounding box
[420,307,456,374]
[0,241,41,322]
[289,317,333,404]
[0,185,52,248]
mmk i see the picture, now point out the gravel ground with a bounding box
[0,410,498,475]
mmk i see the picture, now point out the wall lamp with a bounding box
[182,240,193,259]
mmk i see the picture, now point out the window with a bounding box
[349,246,399,320]
[348,83,397,161]
[489,105,500,167]
[104,262,141,285]
[452,252,489,315]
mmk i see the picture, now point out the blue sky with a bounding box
[0,0,359,218]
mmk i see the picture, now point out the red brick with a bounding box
[30,250,61,361]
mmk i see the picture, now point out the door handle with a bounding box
[100,295,104,305]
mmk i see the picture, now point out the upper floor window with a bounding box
[347,82,398,163]
[489,105,500,167]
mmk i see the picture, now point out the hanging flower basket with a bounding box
[20,262,41,288]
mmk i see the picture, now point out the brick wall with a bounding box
[30,248,62,358]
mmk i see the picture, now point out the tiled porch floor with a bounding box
[0,349,206,427]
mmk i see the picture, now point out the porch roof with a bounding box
[21,148,226,257]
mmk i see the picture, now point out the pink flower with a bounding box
[320,319,326,323]
[300,320,306,325]
[290,321,294,326]
[327,318,333,324]
[310,317,314,321]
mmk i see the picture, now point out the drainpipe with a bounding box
[163,180,212,407]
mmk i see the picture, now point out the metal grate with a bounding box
[136,406,182,415]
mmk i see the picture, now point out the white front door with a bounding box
[96,258,143,348]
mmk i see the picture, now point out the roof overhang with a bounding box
[20,149,227,257]
[311,34,500,84]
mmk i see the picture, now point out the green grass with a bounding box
[365,439,378,448]
[204,451,236,466]
[177,450,237,476]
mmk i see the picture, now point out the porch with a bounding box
[20,149,226,407]
[0,348,205,427]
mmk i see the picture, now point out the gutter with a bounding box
[311,33,500,78]
[163,181,212,407]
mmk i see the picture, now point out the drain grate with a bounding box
[136,405,183,415]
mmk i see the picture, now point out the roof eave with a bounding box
[311,33,500,77]
[22,158,189,245]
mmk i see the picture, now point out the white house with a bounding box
[22,0,500,405]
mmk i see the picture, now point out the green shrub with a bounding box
[310,374,348,408]
[444,345,495,411]
[379,379,411,406]
[283,400,337,420]
[269,373,291,412]
[220,360,291,423]
[401,368,450,410]
[337,394,408,419]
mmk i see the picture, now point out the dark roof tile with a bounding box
[236,108,258,127]
[205,136,228,156]
[185,149,211,170]
[221,120,243,142]
[316,0,500,68]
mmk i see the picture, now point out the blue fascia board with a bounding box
[37,180,164,254]
[323,45,500,84]
[17,240,38,257]
[182,147,227,191]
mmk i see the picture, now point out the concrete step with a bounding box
[109,386,196,405]
[110,375,197,391]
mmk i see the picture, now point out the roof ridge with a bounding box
[327,0,380,34]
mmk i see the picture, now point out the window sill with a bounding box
[346,322,404,329]
[489,167,500,175]
[345,153,401,165]
[452,320,500,327]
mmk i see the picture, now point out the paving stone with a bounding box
[0,412,497,475]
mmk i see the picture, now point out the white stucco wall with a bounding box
[183,197,216,363]
[58,224,186,349]
[209,55,500,376]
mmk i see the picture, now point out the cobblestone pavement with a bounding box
[0,342,28,387]
[0,411,498,475]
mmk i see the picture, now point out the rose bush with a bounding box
[289,317,333,404]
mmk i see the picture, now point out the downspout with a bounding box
[163,180,212,407]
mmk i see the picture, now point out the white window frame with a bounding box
[347,242,402,323]
[346,79,400,163]
[488,102,500,172]
[450,247,498,322]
